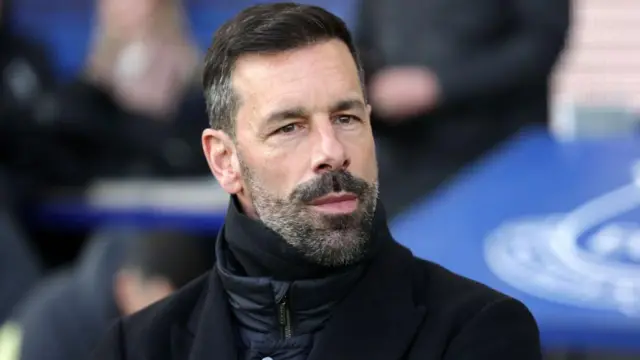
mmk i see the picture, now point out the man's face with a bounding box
[204,40,379,267]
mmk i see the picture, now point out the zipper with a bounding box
[277,294,293,339]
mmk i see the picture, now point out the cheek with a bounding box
[244,150,303,196]
[269,136,310,164]
[347,135,378,181]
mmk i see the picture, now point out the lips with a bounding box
[309,193,358,206]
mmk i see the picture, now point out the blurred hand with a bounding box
[369,67,440,123]
[111,42,188,119]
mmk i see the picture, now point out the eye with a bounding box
[334,115,359,125]
[274,123,299,135]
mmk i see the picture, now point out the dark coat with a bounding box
[0,211,42,324]
[91,236,541,360]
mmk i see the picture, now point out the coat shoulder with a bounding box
[411,257,512,311]
[408,257,541,359]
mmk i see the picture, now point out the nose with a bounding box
[311,123,350,174]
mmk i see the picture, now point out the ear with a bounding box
[202,129,242,194]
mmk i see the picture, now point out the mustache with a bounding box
[290,170,370,203]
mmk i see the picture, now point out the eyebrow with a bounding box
[329,99,367,113]
[264,98,367,126]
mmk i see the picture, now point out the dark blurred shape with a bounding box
[31,0,210,185]
[356,0,571,216]
[0,227,213,360]
[0,210,42,324]
[0,0,59,207]
[0,0,47,325]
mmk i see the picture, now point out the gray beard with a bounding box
[256,197,377,267]
[240,162,378,267]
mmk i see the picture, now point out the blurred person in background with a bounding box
[0,210,42,325]
[3,0,210,210]
[0,228,212,360]
[0,0,48,326]
[87,0,200,120]
[43,0,209,181]
[356,0,571,216]
[6,0,210,196]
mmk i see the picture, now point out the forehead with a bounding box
[231,40,364,123]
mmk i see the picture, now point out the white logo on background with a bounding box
[484,164,640,316]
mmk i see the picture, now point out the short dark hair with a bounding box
[121,230,212,289]
[202,2,364,137]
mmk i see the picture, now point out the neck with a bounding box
[220,196,388,281]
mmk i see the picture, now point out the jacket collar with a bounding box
[179,232,427,360]
[216,234,366,336]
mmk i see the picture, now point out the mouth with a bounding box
[308,192,358,214]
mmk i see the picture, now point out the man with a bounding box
[92,3,542,359]
[357,0,570,216]
[0,228,212,360]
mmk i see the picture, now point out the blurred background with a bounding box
[1,0,639,359]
